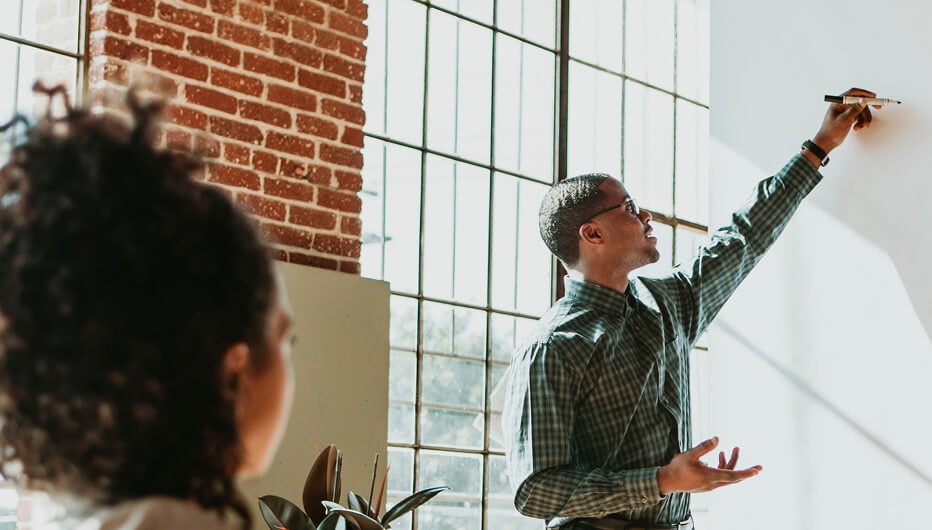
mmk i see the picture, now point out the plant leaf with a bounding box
[304,445,338,524]
[380,486,449,526]
[347,491,374,518]
[321,501,384,530]
[259,495,316,530]
[316,512,347,530]
[258,497,287,530]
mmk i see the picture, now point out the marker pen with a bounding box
[824,95,901,105]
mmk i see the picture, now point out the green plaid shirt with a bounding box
[503,154,822,527]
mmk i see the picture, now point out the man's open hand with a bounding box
[656,437,762,495]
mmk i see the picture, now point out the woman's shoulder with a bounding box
[100,497,238,530]
[34,496,240,530]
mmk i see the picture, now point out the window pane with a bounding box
[12,0,82,54]
[0,43,18,124]
[421,347,485,450]
[389,402,415,444]
[494,35,555,181]
[418,451,481,530]
[488,363,509,451]
[390,350,416,404]
[422,354,485,410]
[433,0,493,25]
[422,302,486,359]
[360,139,422,294]
[385,447,415,530]
[488,456,542,529]
[388,350,417,443]
[427,12,492,164]
[625,0,674,90]
[633,221,673,278]
[364,0,426,145]
[497,0,557,48]
[390,296,418,351]
[0,3,21,38]
[676,0,710,103]
[567,61,622,179]
[624,82,674,214]
[420,406,484,449]
[422,156,490,305]
[490,313,538,362]
[675,99,709,224]
[22,50,77,115]
[569,0,623,72]
[491,174,551,315]
[674,225,707,267]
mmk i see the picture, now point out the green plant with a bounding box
[259,445,448,530]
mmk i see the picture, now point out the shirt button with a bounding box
[640,496,649,504]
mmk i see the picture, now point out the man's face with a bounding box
[584,177,660,271]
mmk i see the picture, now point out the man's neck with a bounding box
[567,266,630,294]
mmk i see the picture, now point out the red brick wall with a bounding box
[87,0,368,274]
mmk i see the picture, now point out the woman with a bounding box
[0,86,294,529]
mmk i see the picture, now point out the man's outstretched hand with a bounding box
[812,87,882,154]
[656,437,762,495]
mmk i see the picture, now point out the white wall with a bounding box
[239,263,390,529]
[707,1,932,528]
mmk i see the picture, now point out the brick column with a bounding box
[87,0,368,273]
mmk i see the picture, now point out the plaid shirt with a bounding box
[502,154,822,527]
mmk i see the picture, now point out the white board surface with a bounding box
[707,1,932,528]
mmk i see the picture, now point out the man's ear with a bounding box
[579,222,603,245]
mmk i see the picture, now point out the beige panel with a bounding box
[239,263,390,529]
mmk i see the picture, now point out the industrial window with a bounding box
[362,1,709,528]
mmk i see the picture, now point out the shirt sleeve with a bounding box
[502,339,665,521]
[650,153,822,345]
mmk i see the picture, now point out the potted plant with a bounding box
[259,445,448,530]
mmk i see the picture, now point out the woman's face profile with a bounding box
[235,274,295,478]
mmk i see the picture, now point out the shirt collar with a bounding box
[563,276,629,314]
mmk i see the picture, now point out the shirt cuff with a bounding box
[784,152,824,194]
[623,467,664,508]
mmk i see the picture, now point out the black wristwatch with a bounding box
[801,139,830,167]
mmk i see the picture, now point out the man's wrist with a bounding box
[800,147,823,168]
[656,465,672,496]
[802,137,833,168]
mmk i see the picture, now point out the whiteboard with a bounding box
[707,1,932,528]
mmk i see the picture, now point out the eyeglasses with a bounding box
[580,197,640,227]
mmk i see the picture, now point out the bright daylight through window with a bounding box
[361,0,710,528]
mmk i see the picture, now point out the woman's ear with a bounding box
[223,343,250,379]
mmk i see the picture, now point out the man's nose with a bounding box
[638,209,652,223]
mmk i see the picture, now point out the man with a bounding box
[502,89,880,530]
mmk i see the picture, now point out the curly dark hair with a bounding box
[538,173,611,266]
[0,85,275,527]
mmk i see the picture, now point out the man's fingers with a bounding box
[726,447,739,469]
[690,437,719,459]
[843,87,877,98]
[706,465,763,484]
[718,451,726,468]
